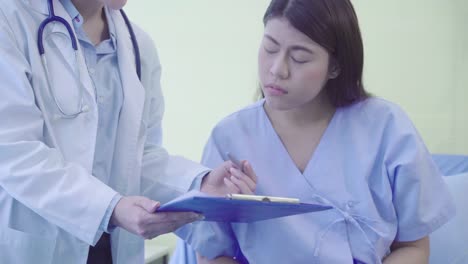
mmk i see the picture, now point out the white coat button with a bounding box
[89,68,95,74]
[81,105,90,113]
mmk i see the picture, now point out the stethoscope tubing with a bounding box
[37,0,141,119]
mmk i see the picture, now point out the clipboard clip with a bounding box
[226,193,300,204]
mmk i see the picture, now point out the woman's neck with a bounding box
[264,91,336,130]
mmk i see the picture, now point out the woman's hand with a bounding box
[383,236,430,264]
[201,160,257,196]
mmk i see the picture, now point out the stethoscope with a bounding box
[37,0,141,119]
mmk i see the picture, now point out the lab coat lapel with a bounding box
[111,9,145,140]
[111,9,146,183]
[27,0,48,15]
[108,11,146,264]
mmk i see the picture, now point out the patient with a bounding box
[175,0,455,263]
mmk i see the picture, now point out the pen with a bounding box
[226,193,300,204]
[226,152,243,172]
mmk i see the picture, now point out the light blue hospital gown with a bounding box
[180,98,455,264]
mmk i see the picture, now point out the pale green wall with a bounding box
[125,1,270,162]
[125,1,467,159]
[452,1,468,154]
[125,0,467,255]
[353,0,468,154]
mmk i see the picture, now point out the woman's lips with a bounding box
[265,85,287,96]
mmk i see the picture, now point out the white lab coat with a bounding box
[0,0,208,263]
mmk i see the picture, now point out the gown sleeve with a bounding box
[383,106,456,242]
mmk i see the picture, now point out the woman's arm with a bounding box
[383,236,430,264]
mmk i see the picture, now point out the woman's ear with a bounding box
[328,58,341,79]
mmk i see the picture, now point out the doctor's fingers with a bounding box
[229,167,256,192]
[133,196,161,213]
[141,211,201,226]
[139,212,203,239]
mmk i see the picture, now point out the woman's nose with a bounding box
[269,55,290,79]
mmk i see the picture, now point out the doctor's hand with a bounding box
[201,160,257,196]
[110,196,202,239]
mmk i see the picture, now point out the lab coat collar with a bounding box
[28,0,79,36]
[26,0,49,15]
[27,0,76,20]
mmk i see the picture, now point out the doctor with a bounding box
[0,0,256,263]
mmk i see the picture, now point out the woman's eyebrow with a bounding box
[289,45,314,54]
[264,34,280,45]
[264,34,313,54]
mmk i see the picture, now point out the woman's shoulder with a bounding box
[342,97,412,125]
[333,97,420,145]
[212,100,265,133]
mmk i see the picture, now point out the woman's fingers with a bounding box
[223,177,241,194]
[229,166,256,192]
[242,161,258,183]
[229,173,254,194]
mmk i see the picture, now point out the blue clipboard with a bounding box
[158,191,332,222]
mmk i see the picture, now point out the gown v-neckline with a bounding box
[260,101,339,177]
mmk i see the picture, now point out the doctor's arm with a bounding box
[383,237,430,264]
[110,159,256,240]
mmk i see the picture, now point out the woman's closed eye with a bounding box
[263,44,279,54]
[290,56,309,63]
[262,35,281,54]
[289,47,314,63]
[290,52,312,63]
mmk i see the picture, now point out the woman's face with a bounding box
[258,17,335,111]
